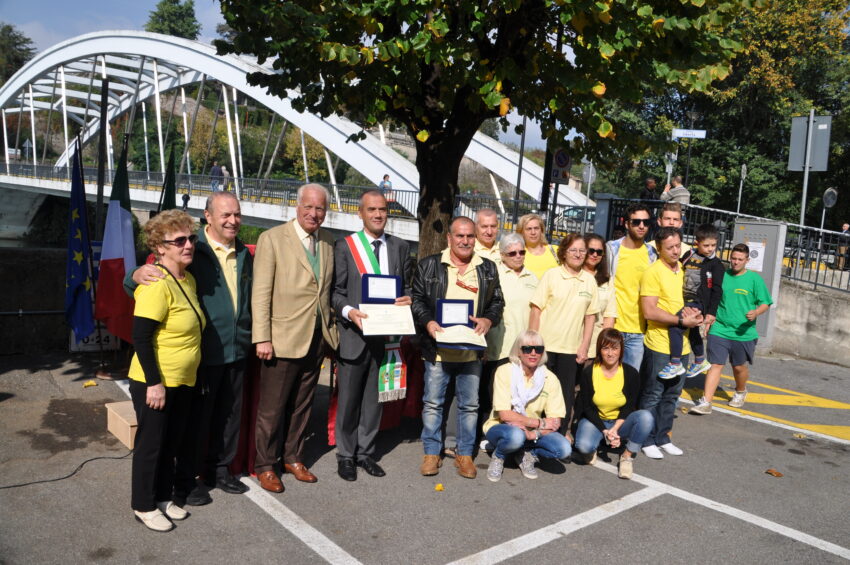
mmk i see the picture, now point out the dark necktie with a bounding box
[372,240,382,272]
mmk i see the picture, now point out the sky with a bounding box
[1,0,547,149]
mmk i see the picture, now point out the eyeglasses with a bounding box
[504,249,526,257]
[629,218,650,226]
[566,248,587,256]
[456,279,478,293]
[162,234,198,247]
[520,345,545,354]
[587,248,604,256]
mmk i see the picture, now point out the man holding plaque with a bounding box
[412,217,504,479]
[332,190,415,481]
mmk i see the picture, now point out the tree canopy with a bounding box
[145,0,202,40]
[0,23,37,86]
[218,0,748,253]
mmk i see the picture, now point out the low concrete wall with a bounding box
[773,279,850,368]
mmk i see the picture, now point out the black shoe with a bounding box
[216,475,249,494]
[185,485,213,506]
[337,459,357,482]
[356,457,386,477]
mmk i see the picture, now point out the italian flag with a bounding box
[94,142,136,343]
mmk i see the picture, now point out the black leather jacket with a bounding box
[411,253,504,363]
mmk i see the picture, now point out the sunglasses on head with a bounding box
[520,345,545,354]
[629,218,650,226]
[587,248,604,256]
[504,249,526,257]
[162,234,198,247]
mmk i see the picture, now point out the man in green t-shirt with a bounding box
[690,243,773,415]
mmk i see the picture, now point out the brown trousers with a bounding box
[254,329,325,473]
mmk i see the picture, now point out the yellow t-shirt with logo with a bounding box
[592,364,626,420]
[613,244,651,334]
[483,364,566,434]
[128,269,206,387]
[530,267,599,354]
[640,260,690,355]
[485,265,539,361]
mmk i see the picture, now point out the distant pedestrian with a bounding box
[377,174,395,203]
[838,222,849,271]
[640,177,659,201]
[210,160,222,191]
[221,165,231,191]
[660,176,690,205]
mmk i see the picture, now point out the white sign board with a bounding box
[672,128,707,139]
[746,240,766,272]
[551,148,572,183]
[70,323,121,352]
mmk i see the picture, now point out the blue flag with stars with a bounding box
[65,139,95,342]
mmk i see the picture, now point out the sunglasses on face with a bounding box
[520,345,545,354]
[504,249,527,257]
[629,218,650,226]
[162,234,198,247]
[587,248,604,256]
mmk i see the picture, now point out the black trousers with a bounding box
[335,343,383,462]
[130,380,193,511]
[174,360,246,496]
[546,352,579,435]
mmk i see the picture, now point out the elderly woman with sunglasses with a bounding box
[483,331,571,482]
[574,328,654,480]
[529,233,599,439]
[128,210,206,532]
[582,233,617,364]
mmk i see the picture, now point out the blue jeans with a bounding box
[485,424,572,461]
[422,361,480,456]
[639,346,688,447]
[622,332,645,371]
[574,410,654,456]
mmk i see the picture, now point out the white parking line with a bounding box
[447,486,664,565]
[594,462,850,561]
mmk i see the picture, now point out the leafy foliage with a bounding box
[0,22,36,86]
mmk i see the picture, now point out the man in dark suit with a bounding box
[332,190,414,481]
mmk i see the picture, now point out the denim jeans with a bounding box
[485,424,572,461]
[422,360,481,456]
[622,332,645,371]
[639,346,688,447]
[574,410,654,456]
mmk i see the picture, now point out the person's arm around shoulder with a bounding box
[252,230,276,360]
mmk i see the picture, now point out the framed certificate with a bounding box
[437,299,473,328]
[361,274,401,304]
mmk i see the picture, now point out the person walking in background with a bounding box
[221,165,231,191]
[838,222,850,271]
[517,213,559,279]
[209,160,222,191]
[640,177,659,201]
[661,175,691,205]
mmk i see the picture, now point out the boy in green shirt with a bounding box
[690,243,773,415]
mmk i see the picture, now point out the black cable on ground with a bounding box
[0,450,132,490]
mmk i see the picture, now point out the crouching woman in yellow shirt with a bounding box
[128,210,206,532]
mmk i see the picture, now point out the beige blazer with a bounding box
[252,220,338,358]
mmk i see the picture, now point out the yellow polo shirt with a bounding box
[613,244,651,334]
[206,226,238,312]
[483,364,566,434]
[486,264,539,361]
[437,249,481,363]
[474,239,501,265]
[524,244,559,279]
[640,260,690,355]
[531,267,599,354]
[589,280,618,356]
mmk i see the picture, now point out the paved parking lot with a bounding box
[1,352,848,564]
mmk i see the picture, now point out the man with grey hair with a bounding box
[474,208,502,265]
[252,183,339,492]
[126,190,253,505]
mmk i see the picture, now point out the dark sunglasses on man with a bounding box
[628,218,650,226]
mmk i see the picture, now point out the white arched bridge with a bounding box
[0,30,591,240]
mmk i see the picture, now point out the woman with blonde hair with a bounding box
[516,213,559,278]
[128,210,206,532]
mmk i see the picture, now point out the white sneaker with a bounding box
[660,443,684,456]
[134,509,173,532]
[618,457,634,480]
[642,445,664,459]
[728,390,748,408]
[515,450,539,479]
[157,501,188,521]
[689,397,713,415]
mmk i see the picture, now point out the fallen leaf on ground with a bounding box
[83,380,98,388]
[434,483,444,491]
[765,468,783,477]
[792,433,807,439]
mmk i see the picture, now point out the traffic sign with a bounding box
[551,148,572,183]
[672,128,707,139]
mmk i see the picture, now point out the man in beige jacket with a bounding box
[252,184,339,493]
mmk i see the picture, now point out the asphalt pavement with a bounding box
[0,351,848,564]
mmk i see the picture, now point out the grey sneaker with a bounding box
[515,450,538,480]
[729,390,748,408]
[618,457,634,480]
[689,397,713,415]
[486,456,504,482]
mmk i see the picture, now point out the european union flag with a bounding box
[65,139,95,342]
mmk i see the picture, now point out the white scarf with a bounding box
[511,363,546,415]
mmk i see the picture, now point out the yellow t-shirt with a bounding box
[592,364,625,420]
[436,249,481,363]
[486,265,538,361]
[483,364,566,434]
[589,280,618,356]
[530,267,600,354]
[128,269,206,387]
[206,226,238,312]
[524,244,559,279]
[640,260,690,355]
[613,244,651,334]
[474,240,501,265]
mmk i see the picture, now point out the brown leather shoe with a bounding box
[284,462,318,483]
[455,455,477,479]
[420,454,442,476]
[257,471,284,493]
